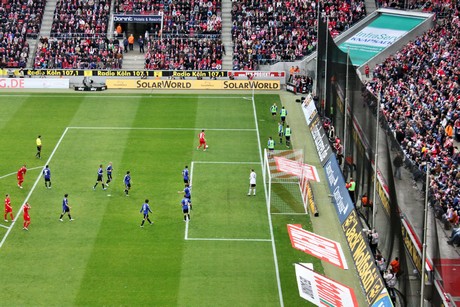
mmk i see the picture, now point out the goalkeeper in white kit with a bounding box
[248,169,256,196]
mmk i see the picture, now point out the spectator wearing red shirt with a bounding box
[390,257,400,277]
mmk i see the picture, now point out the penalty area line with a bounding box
[0,224,10,229]
[186,237,271,242]
[271,212,309,215]
[192,161,259,164]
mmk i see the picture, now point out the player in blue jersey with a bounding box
[181,197,191,222]
[124,171,131,196]
[177,183,192,210]
[59,194,74,221]
[105,162,113,186]
[182,166,189,184]
[42,165,51,188]
[93,164,107,190]
[140,199,153,227]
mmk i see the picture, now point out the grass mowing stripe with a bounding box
[251,93,284,307]
[0,127,69,249]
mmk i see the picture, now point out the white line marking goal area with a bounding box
[184,161,271,242]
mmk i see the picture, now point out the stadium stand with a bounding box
[33,36,123,69]
[0,0,46,68]
[144,36,223,70]
[378,0,456,19]
[33,0,123,69]
[50,0,111,37]
[113,0,223,70]
[230,0,367,70]
[114,0,222,35]
[367,13,460,227]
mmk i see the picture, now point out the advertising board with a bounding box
[342,211,392,306]
[324,156,354,223]
[0,78,69,89]
[294,263,358,306]
[288,224,348,270]
[106,79,280,90]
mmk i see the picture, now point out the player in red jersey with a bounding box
[23,202,31,230]
[4,194,14,222]
[196,129,207,151]
[17,164,27,189]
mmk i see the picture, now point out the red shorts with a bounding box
[5,208,12,213]
[199,139,206,145]
[24,215,30,221]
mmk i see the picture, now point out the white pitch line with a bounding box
[0,224,10,229]
[251,93,284,306]
[186,237,271,242]
[0,165,45,180]
[0,127,69,249]
[192,161,259,164]
[68,127,256,131]
[184,161,195,240]
[271,212,309,215]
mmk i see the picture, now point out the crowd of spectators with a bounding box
[111,0,224,71]
[33,36,123,69]
[114,0,222,36]
[144,37,223,70]
[231,0,366,70]
[34,0,123,69]
[50,0,111,37]
[377,0,457,19]
[0,0,46,68]
[366,14,460,229]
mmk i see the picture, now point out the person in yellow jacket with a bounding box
[35,135,42,158]
[345,177,356,204]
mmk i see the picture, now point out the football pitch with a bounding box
[0,92,321,306]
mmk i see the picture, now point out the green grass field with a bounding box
[0,92,322,306]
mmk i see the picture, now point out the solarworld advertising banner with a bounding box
[106,79,280,90]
